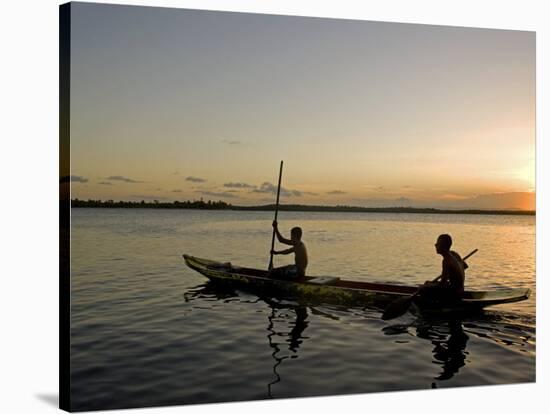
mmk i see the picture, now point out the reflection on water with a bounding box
[183,281,534,397]
[398,320,470,383]
[383,320,470,382]
[265,303,309,398]
[185,283,311,399]
[419,320,469,382]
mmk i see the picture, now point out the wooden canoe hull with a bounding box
[182,254,531,313]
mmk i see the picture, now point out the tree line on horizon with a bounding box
[69,198,535,215]
[71,198,232,210]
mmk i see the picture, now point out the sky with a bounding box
[68,3,535,210]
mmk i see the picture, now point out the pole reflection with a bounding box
[183,282,311,398]
[263,298,309,398]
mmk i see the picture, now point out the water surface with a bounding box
[70,209,535,411]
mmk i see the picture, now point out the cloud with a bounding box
[60,175,88,183]
[394,197,411,203]
[439,193,469,201]
[251,182,302,197]
[326,190,346,195]
[399,185,424,194]
[222,140,242,145]
[363,184,386,192]
[186,176,207,183]
[196,190,238,199]
[350,192,536,211]
[352,197,412,208]
[107,175,143,183]
[98,181,112,185]
[130,195,170,201]
[340,191,536,211]
[251,182,278,194]
[429,192,535,211]
[223,182,256,189]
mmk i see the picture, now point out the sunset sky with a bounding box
[68,3,535,210]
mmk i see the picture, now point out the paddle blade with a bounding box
[381,296,414,320]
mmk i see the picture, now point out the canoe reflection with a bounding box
[184,282,532,393]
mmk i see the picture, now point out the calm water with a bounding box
[70,209,536,411]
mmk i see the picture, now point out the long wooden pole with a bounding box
[268,161,284,270]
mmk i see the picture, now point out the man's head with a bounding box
[435,234,452,254]
[290,226,302,242]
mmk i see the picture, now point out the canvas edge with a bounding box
[59,2,71,412]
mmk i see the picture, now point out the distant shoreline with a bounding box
[70,199,535,216]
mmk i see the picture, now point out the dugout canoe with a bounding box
[182,254,530,313]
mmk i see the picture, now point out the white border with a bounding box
[1,1,546,413]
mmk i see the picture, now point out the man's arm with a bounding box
[271,247,295,255]
[451,250,468,270]
[424,273,442,285]
[440,259,451,285]
[273,221,293,245]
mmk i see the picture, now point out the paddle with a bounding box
[381,248,478,320]
[268,161,284,270]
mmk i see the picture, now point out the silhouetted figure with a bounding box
[269,220,308,279]
[418,234,466,306]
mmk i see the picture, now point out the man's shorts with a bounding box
[269,264,301,280]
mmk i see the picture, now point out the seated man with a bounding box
[269,220,308,280]
[420,234,465,304]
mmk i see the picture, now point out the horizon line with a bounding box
[69,198,535,215]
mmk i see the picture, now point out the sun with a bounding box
[513,162,535,191]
